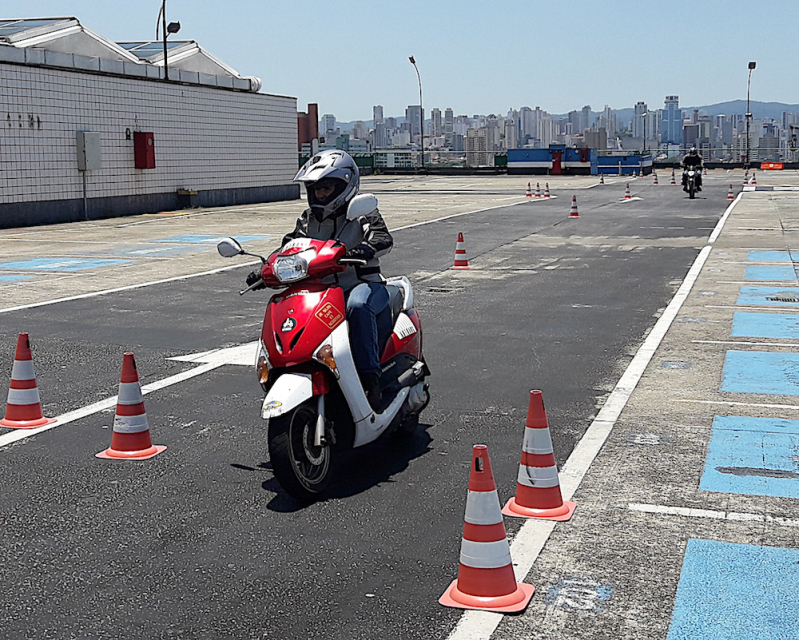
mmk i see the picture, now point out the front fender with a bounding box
[261,373,313,419]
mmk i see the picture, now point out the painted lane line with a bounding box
[447,251,716,640]
[0,261,260,315]
[0,361,222,450]
[628,503,799,528]
[676,399,799,410]
[708,193,742,244]
[391,199,530,232]
[693,340,799,347]
[706,305,799,313]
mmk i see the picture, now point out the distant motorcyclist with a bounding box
[247,150,393,409]
[681,147,703,192]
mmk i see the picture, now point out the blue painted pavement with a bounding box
[155,234,271,244]
[0,275,33,282]
[721,350,799,396]
[736,286,799,307]
[0,258,131,272]
[747,250,792,262]
[743,265,797,281]
[700,415,799,498]
[666,539,799,640]
[731,312,799,339]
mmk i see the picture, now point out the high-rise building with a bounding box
[660,96,683,145]
[581,105,592,133]
[520,106,534,141]
[430,108,443,138]
[465,128,490,166]
[504,118,518,150]
[406,105,423,137]
[319,113,337,137]
[373,105,384,126]
[633,101,647,138]
[353,121,368,140]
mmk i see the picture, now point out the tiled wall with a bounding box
[0,63,298,205]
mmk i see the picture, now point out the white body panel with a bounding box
[261,373,313,419]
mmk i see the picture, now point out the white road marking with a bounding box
[693,339,799,347]
[168,342,258,366]
[708,193,742,244]
[676,398,799,410]
[0,361,222,450]
[629,503,799,528]
[706,305,799,312]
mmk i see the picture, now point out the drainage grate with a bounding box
[426,286,462,294]
[766,296,799,303]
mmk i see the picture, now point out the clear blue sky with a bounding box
[8,1,799,121]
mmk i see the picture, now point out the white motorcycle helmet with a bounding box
[295,150,359,218]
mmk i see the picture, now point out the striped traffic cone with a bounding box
[534,183,541,198]
[624,184,632,200]
[525,182,532,198]
[503,390,576,521]
[653,172,659,185]
[743,170,749,185]
[1,333,56,429]
[544,183,551,198]
[727,184,734,201]
[599,175,605,185]
[752,171,757,185]
[440,444,535,613]
[452,232,470,269]
[703,167,708,176]
[568,196,579,218]
[96,352,166,460]
[670,169,676,185]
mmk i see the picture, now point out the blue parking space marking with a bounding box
[700,415,799,498]
[0,275,33,282]
[748,250,791,262]
[155,234,270,244]
[736,286,799,306]
[113,245,198,257]
[666,539,799,640]
[0,258,131,272]
[743,265,797,281]
[721,350,799,396]
[731,312,799,339]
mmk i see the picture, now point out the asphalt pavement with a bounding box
[0,174,759,639]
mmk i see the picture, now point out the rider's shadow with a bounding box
[261,424,433,512]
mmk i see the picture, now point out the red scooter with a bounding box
[218,194,430,501]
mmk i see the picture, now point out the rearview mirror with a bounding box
[346,193,378,221]
[217,237,243,258]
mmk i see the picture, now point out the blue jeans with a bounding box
[345,282,392,377]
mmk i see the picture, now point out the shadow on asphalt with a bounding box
[262,423,434,512]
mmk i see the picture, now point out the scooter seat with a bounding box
[386,284,405,326]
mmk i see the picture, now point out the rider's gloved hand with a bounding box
[246,269,266,290]
[345,245,375,261]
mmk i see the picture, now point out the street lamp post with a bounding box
[157,1,181,81]
[745,61,756,170]
[408,55,424,171]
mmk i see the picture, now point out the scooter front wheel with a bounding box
[268,400,331,502]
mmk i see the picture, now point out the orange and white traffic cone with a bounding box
[752,171,757,185]
[653,172,659,185]
[544,183,551,198]
[568,196,579,218]
[439,444,535,613]
[599,174,605,185]
[670,169,676,185]
[525,182,532,199]
[727,184,734,201]
[703,167,708,176]
[1,333,56,429]
[534,182,541,199]
[502,390,576,521]
[96,352,166,460]
[452,232,470,269]
[624,184,632,200]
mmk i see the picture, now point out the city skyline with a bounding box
[7,0,799,120]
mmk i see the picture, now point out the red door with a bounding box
[551,150,562,175]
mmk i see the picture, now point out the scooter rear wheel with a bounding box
[268,400,331,502]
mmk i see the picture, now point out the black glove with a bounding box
[245,270,266,290]
[345,245,375,261]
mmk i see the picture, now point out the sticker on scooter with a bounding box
[281,318,296,333]
[315,302,344,330]
[281,238,314,254]
[263,400,282,411]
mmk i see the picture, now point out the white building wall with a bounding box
[0,62,297,206]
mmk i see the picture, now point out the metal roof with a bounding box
[117,40,191,60]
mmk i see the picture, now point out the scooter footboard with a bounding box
[262,373,313,419]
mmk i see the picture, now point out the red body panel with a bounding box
[379,308,423,361]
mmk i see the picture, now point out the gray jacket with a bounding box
[282,205,393,291]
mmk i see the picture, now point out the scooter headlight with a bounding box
[256,340,271,385]
[273,249,315,283]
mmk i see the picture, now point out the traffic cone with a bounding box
[452,232,470,269]
[503,391,576,521]
[525,182,532,199]
[727,184,734,201]
[599,174,605,185]
[534,182,541,198]
[670,169,676,185]
[624,184,632,200]
[568,196,579,218]
[439,444,535,613]
[653,172,659,185]
[96,352,166,460]
[752,171,757,185]
[1,333,57,429]
[703,167,708,176]
[544,183,551,198]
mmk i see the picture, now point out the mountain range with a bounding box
[334,100,799,130]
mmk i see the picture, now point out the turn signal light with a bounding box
[314,344,338,377]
